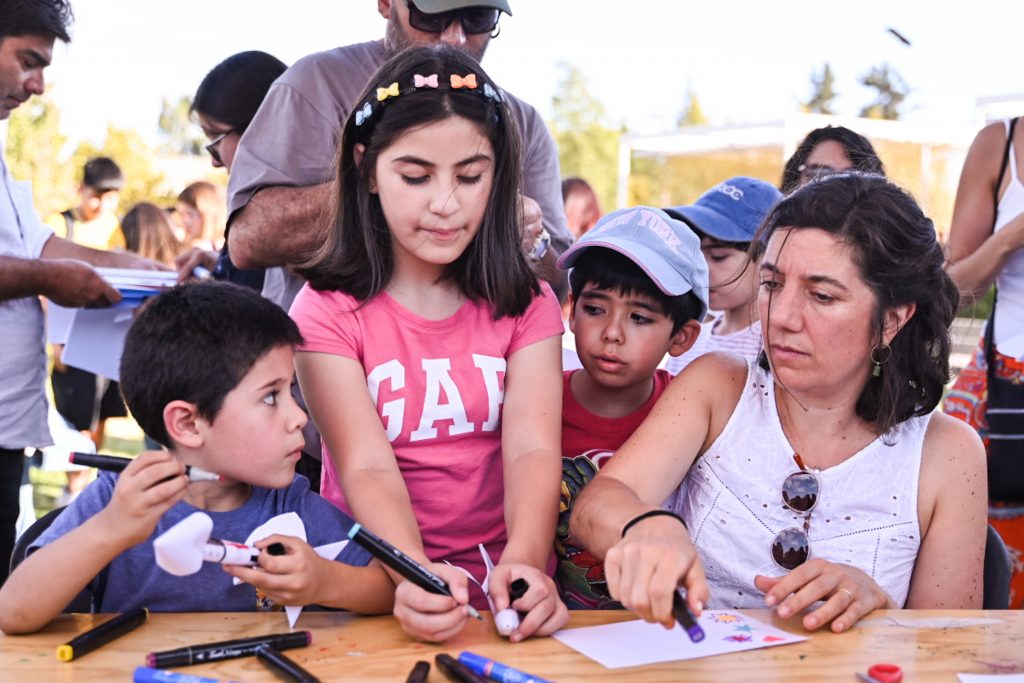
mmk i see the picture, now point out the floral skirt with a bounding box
[943,335,1024,609]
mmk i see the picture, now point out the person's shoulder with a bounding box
[291,283,362,313]
[968,119,1014,158]
[922,410,985,466]
[285,40,384,81]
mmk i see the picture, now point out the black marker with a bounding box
[347,523,482,620]
[673,590,705,643]
[436,653,488,683]
[146,631,310,668]
[70,452,222,482]
[256,644,322,683]
[494,578,529,636]
[405,660,430,683]
[57,607,148,661]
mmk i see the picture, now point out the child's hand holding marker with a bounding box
[95,451,188,547]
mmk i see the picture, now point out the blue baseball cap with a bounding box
[557,206,709,320]
[665,177,783,243]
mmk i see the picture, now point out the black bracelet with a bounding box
[621,510,688,538]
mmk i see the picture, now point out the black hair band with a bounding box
[621,510,688,538]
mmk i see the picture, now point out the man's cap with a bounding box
[557,206,709,319]
[664,177,782,243]
[414,0,512,14]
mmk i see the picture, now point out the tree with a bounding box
[677,88,709,127]
[158,94,204,156]
[859,64,908,120]
[804,63,838,115]
[549,63,620,211]
[4,92,76,218]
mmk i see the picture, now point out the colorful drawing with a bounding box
[724,634,753,643]
[733,624,754,633]
[709,612,743,624]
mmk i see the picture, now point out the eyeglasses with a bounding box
[406,0,501,35]
[205,129,236,166]
[771,455,820,571]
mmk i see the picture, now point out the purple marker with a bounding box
[673,591,705,643]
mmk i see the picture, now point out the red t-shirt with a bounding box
[556,368,672,609]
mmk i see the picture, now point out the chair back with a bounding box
[984,524,1012,610]
[9,506,94,613]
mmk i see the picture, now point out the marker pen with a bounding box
[255,644,322,683]
[70,452,222,483]
[146,631,311,668]
[458,651,554,683]
[435,653,488,683]
[348,523,482,620]
[673,590,705,643]
[191,265,213,280]
[405,661,430,683]
[56,607,148,661]
[494,578,529,636]
[133,667,238,683]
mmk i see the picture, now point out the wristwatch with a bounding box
[529,228,551,261]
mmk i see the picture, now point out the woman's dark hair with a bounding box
[0,0,72,43]
[780,126,886,194]
[299,44,538,319]
[756,172,958,434]
[191,51,287,131]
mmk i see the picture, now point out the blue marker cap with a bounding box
[458,651,554,683]
[133,666,239,683]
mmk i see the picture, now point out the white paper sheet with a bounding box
[553,610,805,669]
[60,307,134,380]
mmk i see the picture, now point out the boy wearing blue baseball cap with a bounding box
[663,177,783,376]
[552,206,708,609]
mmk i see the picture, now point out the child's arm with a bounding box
[0,451,187,634]
[295,352,429,565]
[489,335,568,642]
[223,535,395,614]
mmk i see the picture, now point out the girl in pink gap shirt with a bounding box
[290,45,567,643]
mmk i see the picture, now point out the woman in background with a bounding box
[121,202,183,266]
[779,125,885,193]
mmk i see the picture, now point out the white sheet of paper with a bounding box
[553,610,806,669]
[46,303,77,344]
[240,512,350,629]
[958,676,1024,682]
[60,307,134,380]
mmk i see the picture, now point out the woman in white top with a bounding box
[571,173,986,633]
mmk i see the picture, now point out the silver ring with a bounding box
[836,588,855,603]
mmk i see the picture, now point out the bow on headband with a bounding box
[450,73,478,89]
[376,81,400,101]
[354,102,373,126]
[413,73,439,88]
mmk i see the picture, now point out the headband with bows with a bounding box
[354,71,503,128]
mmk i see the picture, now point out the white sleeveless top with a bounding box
[672,362,929,608]
[994,119,1024,358]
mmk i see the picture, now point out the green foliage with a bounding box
[960,286,994,320]
[859,64,908,120]
[678,89,709,127]
[158,94,204,156]
[629,148,782,209]
[5,93,76,218]
[72,125,174,210]
[804,63,838,115]
[549,62,620,211]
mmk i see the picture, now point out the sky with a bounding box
[33,1,1024,150]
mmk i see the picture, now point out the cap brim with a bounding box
[667,205,755,243]
[413,0,511,14]
[558,238,701,301]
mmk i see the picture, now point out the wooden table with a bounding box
[3,610,1022,682]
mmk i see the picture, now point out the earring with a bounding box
[490,24,501,38]
[870,342,892,378]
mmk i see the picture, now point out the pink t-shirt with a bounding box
[290,283,563,601]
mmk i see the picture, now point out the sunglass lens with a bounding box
[461,7,499,33]
[782,471,818,513]
[772,527,809,570]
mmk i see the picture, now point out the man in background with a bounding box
[44,156,125,251]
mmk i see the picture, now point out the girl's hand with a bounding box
[96,450,188,546]
[488,563,568,643]
[393,563,471,642]
[603,515,708,629]
[223,535,325,606]
[754,558,894,633]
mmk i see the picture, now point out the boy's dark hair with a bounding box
[0,0,72,43]
[568,248,704,335]
[81,157,123,193]
[191,51,287,132]
[299,44,539,320]
[119,281,303,447]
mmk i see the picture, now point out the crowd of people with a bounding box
[0,0,1020,643]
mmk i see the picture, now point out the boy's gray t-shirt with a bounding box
[30,471,371,612]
